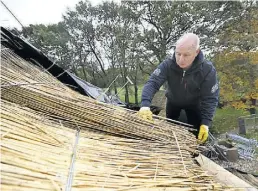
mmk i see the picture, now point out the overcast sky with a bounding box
[0,0,120,29]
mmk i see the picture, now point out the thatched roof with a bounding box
[1,45,237,190]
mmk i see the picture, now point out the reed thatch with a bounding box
[1,47,237,190]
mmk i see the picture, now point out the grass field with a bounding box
[211,108,249,134]
[112,85,144,104]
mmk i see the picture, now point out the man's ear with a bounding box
[196,48,200,55]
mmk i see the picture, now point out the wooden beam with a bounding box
[195,154,257,191]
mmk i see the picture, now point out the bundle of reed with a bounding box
[1,100,77,191]
[1,47,197,151]
[1,100,235,191]
[72,130,237,191]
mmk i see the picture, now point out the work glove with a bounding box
[138,107,153,122]
[198,125,209,143]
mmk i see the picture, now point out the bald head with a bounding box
[176,33,200,51]
[175,33,200,69]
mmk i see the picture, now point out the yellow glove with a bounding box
[198,125,209,143]
[138,107,153,122]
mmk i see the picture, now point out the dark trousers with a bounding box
[166,101,201,137]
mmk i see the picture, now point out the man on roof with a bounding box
[138,33,219,143]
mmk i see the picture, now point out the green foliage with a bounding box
[214,51,258,107]
[217,2,258,51]
[22,23,76,72]
[213,4,258,111]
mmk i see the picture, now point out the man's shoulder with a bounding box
[202,59,214,66]
[158,57,174,69]
[163,57,174,64]
[198,60,217,79]
[201,60,216,72]
[161,56,177,69]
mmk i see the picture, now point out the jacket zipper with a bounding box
[181,71,186,84]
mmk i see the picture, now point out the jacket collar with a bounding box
[170,50,204,72]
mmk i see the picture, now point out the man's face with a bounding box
[175,45,199,69]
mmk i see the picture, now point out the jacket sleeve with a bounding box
[141,59,169,107]
[200,64,219,126]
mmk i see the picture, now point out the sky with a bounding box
[0,0,119,29]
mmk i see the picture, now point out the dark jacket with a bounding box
[141,51,219,126]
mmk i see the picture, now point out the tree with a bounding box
[94,1,121,94]
[125,1,243,75]
[114,5,140,103]
[94,2,141,103]
[21,23,77,73]
[214,2,258,113]
[63,0,108,86]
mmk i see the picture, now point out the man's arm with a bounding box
[141,59,169,107]
[200,64,219,127]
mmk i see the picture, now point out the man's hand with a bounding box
[198,125,209,143]
[138,107,153,122]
